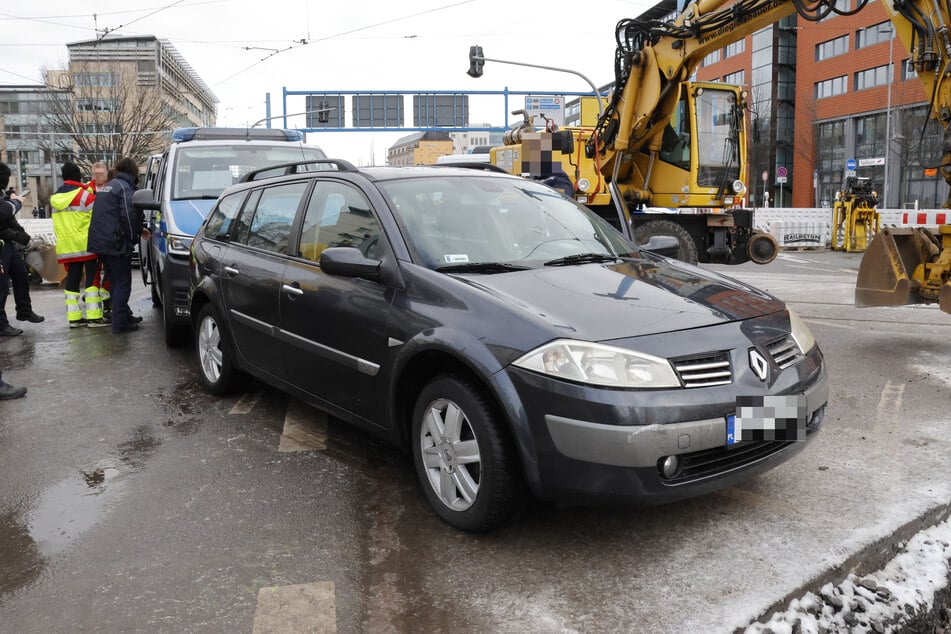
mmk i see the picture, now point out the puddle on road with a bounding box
[0,509,43,596]
[0,426,162,596]
[27,467,129,557]
[0,463,126,597]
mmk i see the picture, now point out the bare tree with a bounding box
[42,62,177,171]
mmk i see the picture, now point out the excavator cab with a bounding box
[632,82,748,210]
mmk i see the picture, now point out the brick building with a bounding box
[696,1,946,209]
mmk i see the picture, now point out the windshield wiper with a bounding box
[543,253,621,266]
[435,262,530,273]
[175,195,220,200]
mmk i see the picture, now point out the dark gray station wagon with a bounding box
[188,160,828,531]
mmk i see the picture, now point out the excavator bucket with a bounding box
[854,227,937,307]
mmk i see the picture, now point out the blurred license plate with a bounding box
[726,395,807,446]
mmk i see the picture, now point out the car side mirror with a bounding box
[132,188,160,211]
[319,247,382,281]
[640,235,681,258]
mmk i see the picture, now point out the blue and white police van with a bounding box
[135,127,325,345]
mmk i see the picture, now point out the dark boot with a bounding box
[0,380,26,399]
[16,310,44,323]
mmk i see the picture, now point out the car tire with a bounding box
[411,375,525,531]
[634,219,699,265]
[195,303,239,395]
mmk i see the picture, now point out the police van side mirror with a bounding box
[132,188,160,211]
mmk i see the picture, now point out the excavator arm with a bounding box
[596,0,951,310]
[481,0,951,288]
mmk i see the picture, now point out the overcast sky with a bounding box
[1,0,655,165]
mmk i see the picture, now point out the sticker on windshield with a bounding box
[444,254,470,263]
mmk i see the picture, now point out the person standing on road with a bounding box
[0,161,44,337]
[50,162,108,328]
[87,158,149,334]
[89,161,113,319]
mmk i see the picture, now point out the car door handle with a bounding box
[224,266,239,276]
[282,284,303,297]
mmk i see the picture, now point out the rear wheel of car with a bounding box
[195,303,239,395]
[411,376,525,531]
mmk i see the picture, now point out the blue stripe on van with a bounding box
[168,199,217,236]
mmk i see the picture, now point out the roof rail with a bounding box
[240,159,359,183]
[171,127,304,143]
[429,162,509,174]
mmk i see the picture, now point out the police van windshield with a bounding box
[171,145,326,200]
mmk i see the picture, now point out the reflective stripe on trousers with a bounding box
[65,290,83,323]
[84,286,103,320]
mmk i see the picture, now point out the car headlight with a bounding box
[512,339,680,389]
[788,308,815,353]
[168,234,194,256]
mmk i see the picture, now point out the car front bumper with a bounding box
[504,337,828,505]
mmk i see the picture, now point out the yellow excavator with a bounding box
[474,0,951,312]
[832,177,880,253]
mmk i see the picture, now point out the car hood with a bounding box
[455,258,786,341]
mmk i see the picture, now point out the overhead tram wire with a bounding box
[211,0,476,87]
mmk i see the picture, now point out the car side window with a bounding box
[243,182,308,254]
[298,181,382,263]
[204,191,247,240]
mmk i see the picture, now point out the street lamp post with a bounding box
[882,25,895,209]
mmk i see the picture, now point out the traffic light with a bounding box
[467,45,484,78]
[19,157,27,188]
[318,99,330,124]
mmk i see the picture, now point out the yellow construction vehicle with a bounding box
[473,0,951,311]
[831,177,880,252]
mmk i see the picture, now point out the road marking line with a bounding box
[877,380,905,422]
[807,320,857,330]
[279,399,328,452]
[229,391,263,415]
[251,581,336,634]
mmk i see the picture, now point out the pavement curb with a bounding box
[738,500,951,632]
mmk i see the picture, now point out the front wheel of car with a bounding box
[195,304,239,395]
[411,376,525,531]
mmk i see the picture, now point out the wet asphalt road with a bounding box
[1,250,950,633]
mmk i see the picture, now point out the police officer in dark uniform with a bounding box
[87,158,149,334]
[0,161,44,337]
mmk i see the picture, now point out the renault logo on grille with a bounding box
[749,349,769,382]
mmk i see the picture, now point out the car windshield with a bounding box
[171,144,326,200]
[380,176,638,270]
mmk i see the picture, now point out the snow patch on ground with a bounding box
[743,516,951,633]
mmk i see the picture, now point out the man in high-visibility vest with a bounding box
[50,162,107,327]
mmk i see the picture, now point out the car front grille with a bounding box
[658,407,824,485]
[671,351,732,388]
[766,335,803,369]
[660,439,794,485]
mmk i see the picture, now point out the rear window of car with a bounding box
[204,191,247,240]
